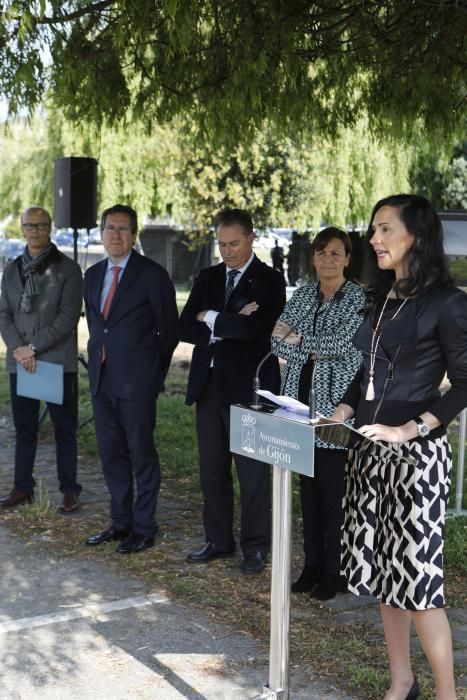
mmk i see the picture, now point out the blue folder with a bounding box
[16,360,64,405]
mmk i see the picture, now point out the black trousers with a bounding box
[91,366,160,537]
[300,446,347,576]
[10,372,80,495]
[195,373,271,556]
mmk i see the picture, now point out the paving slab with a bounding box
[0,524,356,699]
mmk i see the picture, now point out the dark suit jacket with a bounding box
[84,249,179,398]
[180,255,286,406]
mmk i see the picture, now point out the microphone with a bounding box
[308,289,345,422]
[251,304,313,410]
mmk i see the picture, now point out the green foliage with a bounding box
[0,116,55,220]
[177,128,316,233]
[409,141,467,210]
[177,119,412,234]
[0,1,465,142]
[448,259,467,287]
[0,108,414,234]
[444,152,467,210]
[0,349,10,412]
[409,150,447,209]
[445,517,467,570]
[20,478,58,521]
[348,665,387,698]
[157,394,198,482]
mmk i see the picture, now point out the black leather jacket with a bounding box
[344,284,467,428]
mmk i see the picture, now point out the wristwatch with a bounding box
[414,416,430,438]
[29,344,37,355]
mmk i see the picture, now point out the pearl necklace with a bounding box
[366,286,409,401]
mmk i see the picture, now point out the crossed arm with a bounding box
[196,301,258,322]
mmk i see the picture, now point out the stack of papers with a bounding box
[256,389,416,465]
[256,390,309,415]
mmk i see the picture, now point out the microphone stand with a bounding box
[251,313,310,410]
[251,329,295,409]
[308,291,341,424]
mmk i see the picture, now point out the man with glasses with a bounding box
[0,206,83,512]
[84,204,178,554]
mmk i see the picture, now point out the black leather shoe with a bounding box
[241,551,266,575]
[116,531,155,554]
[310,574,345,601]
[85,526,131,546]
[291,565,321,593]
[186,541,235,563]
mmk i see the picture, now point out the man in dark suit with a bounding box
[180,208,285,574]
[84,204,178,554]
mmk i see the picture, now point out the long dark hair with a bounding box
[364,194,451,300]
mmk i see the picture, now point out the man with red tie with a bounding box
[84,204,178,553]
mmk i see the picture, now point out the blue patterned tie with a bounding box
[224,269,240,308]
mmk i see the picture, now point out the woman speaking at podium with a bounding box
[271,227,365,600]
[331,195,467,700]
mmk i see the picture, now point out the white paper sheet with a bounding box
[256,389,309,415]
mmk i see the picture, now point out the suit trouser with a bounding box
[91,366,160,537]
[195,372,271,556]
[10,372,81,495]
[299,446,347,576]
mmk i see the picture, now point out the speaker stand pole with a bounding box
[72,226,79,263]
[71,226,80,433]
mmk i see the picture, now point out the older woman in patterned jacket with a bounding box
[271,227,365,600]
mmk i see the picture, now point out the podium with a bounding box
[230,404,415,699]
[230,405,325,699]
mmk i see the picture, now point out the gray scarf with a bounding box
[19,242,55,312]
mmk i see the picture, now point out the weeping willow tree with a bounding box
[0,1,465,144]
[0,106,412,237]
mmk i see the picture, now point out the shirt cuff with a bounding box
[203,309,219,331]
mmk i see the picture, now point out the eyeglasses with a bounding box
[102,225,133,235]
[22,223,50,232]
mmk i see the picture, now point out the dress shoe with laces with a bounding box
[241,551,266,575]
[59,491,81,514]
[0,488,33,508]
[85,525,131,546]
[186,541,235,563]
[116,531,155,554]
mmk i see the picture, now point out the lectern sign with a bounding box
[230,405,315,477]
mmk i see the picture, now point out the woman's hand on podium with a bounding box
[328,403,355,424]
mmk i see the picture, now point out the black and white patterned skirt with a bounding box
[341,435,452,611]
